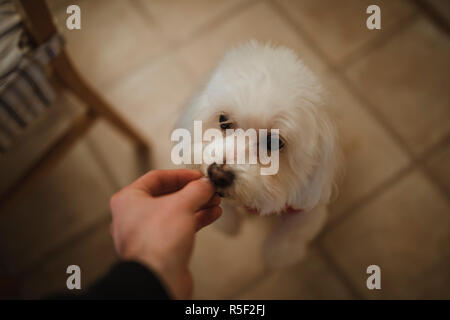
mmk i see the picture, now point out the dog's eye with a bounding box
[266,134,285,151]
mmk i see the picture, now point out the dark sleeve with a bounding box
[51,261,171,300]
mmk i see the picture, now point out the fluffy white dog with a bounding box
[175,41,340,268]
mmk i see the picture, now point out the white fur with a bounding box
[175,41,340,268]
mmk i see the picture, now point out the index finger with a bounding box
[131,169,204,196]
[168,177,216,212]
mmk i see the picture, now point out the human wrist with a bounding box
[122,247,185,299]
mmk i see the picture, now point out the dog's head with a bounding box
[175,41,340,215]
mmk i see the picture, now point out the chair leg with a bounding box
[136,144,151,174]
[0,113,97,210]
[52,51,150,155]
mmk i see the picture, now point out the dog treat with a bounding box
[207,163,235,189]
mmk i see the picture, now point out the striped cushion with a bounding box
[0,0,64,153]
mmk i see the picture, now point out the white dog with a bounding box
[175,41,340,268]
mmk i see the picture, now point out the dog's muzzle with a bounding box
[207,163,235,189]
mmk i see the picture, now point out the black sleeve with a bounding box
[51,261,171,300]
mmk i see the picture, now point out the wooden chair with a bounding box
[0,0,150,208]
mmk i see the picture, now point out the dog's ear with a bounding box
[296,114,341,211]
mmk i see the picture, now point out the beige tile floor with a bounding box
[1,0,449,299]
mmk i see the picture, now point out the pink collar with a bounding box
[245,205,303,215]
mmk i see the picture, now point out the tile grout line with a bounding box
[316,243,365,299]
[267,0,335,72]
[84,132,123,191]
[16,213,113,281]
[325,131,450,235]
[319,121,450,238]
[228,240,364,300]
[129,0,158,27]
[264,0,442,174]
[271,0,421,231]
[415,135,450,200]
[226,271,271,300]
[339,75,415,159]
[256,0,419,300]
[173,0,263,84]
[271,0,419,75]
[188,0,263,43]
[336,11,420,72]
[338,73,450,202]
[315,136,450,300]
[103,0,262,91]
[271,0,450,294]
[319,163,415,239]
[332,4,450,204]
[411,0,450,37]
[270,0,439,172]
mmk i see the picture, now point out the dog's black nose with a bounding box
[207,163,235,188]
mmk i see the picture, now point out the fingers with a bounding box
[199,194,221,210]
[170,178,216,212]
[131,169,203,196]
[195,206,222,231]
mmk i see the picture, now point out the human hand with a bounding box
[109,169,221,299]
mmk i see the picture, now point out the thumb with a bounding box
[170,177,216,213]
